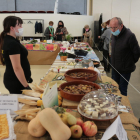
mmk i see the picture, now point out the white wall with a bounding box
[130,0,140,44]
[0,14,94,37]
[93,0,112,22]
[92,0,140,44]
[0,14,15,31]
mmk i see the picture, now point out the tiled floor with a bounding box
[0,50,140,119]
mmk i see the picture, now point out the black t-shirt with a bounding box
[2,35,31,81]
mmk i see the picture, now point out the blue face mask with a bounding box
[49,26,53,28]
[101,28,104,31]
[111,29,120,36]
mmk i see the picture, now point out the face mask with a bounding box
[49,26,53,28]
[101,28,104,31]
[111,29,120,36]
[59,25,63,28]
[15,28,23,36]
[86,29,89,32]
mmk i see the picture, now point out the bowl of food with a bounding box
[64,69,98,82]
[59,81,101,102]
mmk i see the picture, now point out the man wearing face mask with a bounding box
[110,17,140,96]
[0,16,32,94]
[44,21,54,40]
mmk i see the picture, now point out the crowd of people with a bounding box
[0,16,139,97]
[44,20,93,46]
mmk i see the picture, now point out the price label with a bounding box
[42,83,58,108]
[0,95,18,113]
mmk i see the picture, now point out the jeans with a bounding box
[103,49,111,70]
[112,69,131,96]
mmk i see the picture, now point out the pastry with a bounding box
[92,111,98,118]
[91,100,96,103]
[79,104,82,109]
[95,106,100,109]
[94,103,99,106]
[100,104,104,108]
[101,113,106,118]
[85,110,92,116]
[86,104,91,108]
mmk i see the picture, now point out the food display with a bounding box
[0,114,9,140]
[66,62,76,66]
[64,69,98,82]
[78,90,118,120]
[63,84,96,94]
[69,72,94,78]
[28,114,46,137]
[38,108,71,140]
[27,106,98,139]
[59,80,100,101]
[14,108,41,121]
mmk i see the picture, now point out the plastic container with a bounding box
[77,90,118,121]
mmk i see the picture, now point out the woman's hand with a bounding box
[98,36,100,38]
[60,32,63,35]
[50,34,53,36]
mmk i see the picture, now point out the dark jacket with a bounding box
[35,22,43,34]
[44,27,54,40]
[111,26,140,73]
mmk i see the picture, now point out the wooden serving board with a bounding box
[62,98,79,109]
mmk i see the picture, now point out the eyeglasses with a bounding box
[109,26,120,30]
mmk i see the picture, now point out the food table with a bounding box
[23,43,61,65]
[14,73,140,140]
[0,43,61,65]
[2,42,140,140]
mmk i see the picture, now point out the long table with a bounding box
[14,44,140,140]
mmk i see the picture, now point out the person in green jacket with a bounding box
[44,21,54,40]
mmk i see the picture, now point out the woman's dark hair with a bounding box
[0,16,23,65]
[57,20,64,28]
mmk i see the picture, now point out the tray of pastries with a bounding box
[77,90,118,121]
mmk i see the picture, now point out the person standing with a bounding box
[98,22,111,72]
[98,23,107,62]
[44,21,54,40]
[110,17,140,96]
[0,16,32,94]
[55,20,68,41]
[83,25,92,46]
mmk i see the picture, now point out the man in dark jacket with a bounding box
[110,17,140,96]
